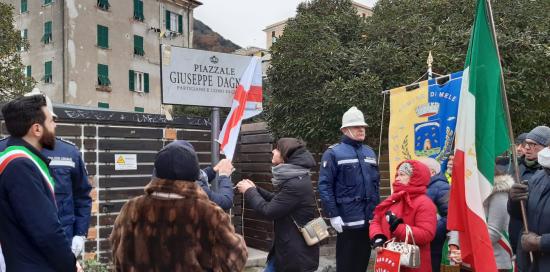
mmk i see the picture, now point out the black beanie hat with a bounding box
[154,140,200,181]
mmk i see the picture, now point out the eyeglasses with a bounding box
[523,141,542,149]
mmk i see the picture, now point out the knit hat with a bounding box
[526,126,550,146]
[153,140,200,181]
[515,133,528,145]
[276,138,304,162]
[398,162,413,176]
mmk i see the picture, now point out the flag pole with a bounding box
[484,0,532,260]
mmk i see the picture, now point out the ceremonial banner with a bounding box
[388,72,463,181]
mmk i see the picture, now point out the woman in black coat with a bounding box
[237,138,320,272]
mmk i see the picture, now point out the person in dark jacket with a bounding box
[508,127,550,272]
[0,90,92,258]
[418,157,450,272]
[509,127,546,254]
[0,95,77,272]
[318,106,380,272]
[196,159,235,210]
[236,138,320,272]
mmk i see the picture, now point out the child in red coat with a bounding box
[370,160,438,272]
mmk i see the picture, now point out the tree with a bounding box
[364,0,549,133]
[266,0,383,150]
[0,3,34,102]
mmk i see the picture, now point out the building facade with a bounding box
[263,1,373,50]
[3,0,201,113]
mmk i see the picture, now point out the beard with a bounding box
[40,126,56,150]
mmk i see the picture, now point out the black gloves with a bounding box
[510,181,529,202]
[386,211,404,232]
[371,234,388,248]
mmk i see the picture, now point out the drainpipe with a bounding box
[61,0,66,103]
[187,5,190,48]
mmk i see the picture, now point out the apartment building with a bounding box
[263,1,373,50]
[3,0,201,113]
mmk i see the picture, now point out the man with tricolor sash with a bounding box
[0,95,77,271]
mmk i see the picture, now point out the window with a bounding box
[44,0,52,5]
[97,25,108,48]
[134,35,144,56]
[133,0,144,21]
[97,0,110,10]
[97,64,111,86]
[20,29,28,51]
[165,10,182,33]
[21,0,28,13]
[134,107,144,113]
[98,102,109,109]
[129,70,149,93]
[24,65,31,78]
[271,31,277,44]
[42,21,52,44]
[43,61,52,83]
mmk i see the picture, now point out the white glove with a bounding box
[330,216,344,233]
[71,236,86,257]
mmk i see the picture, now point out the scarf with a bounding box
[271,164,310,188]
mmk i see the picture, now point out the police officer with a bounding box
[318,106,380,272]
[0,90,92,258]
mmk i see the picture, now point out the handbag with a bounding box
[385,224,421,268]
[291,190,329,246]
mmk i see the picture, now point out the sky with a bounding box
[194,0,377,49]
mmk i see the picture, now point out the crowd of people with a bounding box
[0,93,548,272]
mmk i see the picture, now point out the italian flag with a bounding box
[447,0,511,271]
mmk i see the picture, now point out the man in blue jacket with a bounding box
[196,159,235,210]
[418,157,450,272]
[0,95,77,271]
[318,106,380,272]
[0,92,92,258]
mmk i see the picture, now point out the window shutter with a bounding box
[138,1,144,20]
[134,35,144,55]
[129,70,135,91]
[178,15,183,33]
[97,25,108,48]
[21,0,27,13]
[26,66,31,78]
[165,10,171,30]
[44,61,52,82]
[144,73,149,93]
[133,0,138,17]
[98,64,109,85]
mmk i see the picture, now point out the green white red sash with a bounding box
[0,146,56,197]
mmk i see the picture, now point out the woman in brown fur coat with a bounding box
[110,140,247,272]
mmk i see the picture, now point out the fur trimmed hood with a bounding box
[492,174,514,194]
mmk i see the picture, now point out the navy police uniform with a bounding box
[318,135,380,272]
[0,137,92,240]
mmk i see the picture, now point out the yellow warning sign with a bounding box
[116,156,126,164]
[114,154,137,171]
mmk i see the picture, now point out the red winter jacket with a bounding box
[369,160,437,272]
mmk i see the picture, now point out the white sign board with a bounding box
[161,45,254,107]
[114,154,137,171]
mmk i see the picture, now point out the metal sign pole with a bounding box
[211,107,220,191]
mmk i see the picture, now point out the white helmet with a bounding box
[24,88,57,118]
[341,106,368,129]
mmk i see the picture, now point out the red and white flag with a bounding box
[218,57,263,160]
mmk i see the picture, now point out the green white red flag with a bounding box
[447,0,512,271]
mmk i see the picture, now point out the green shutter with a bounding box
[165,10,171,29]
[26,65,31,78]
[44,0,52,5]
[144,73,149,93]
[98,64,110,86]
[134,0,144,21]
[23,29,28,39]
[134,107,144,113]
[129,70,135,91]
[44,61,52,82]
[43,21,52,44]
[97,25,108,48]
[98,0,110,10]
[139,1,144,20]
[178,15,183,33]
[134,35,144,56]
[21,0,28,13]
[98,102,109,109]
